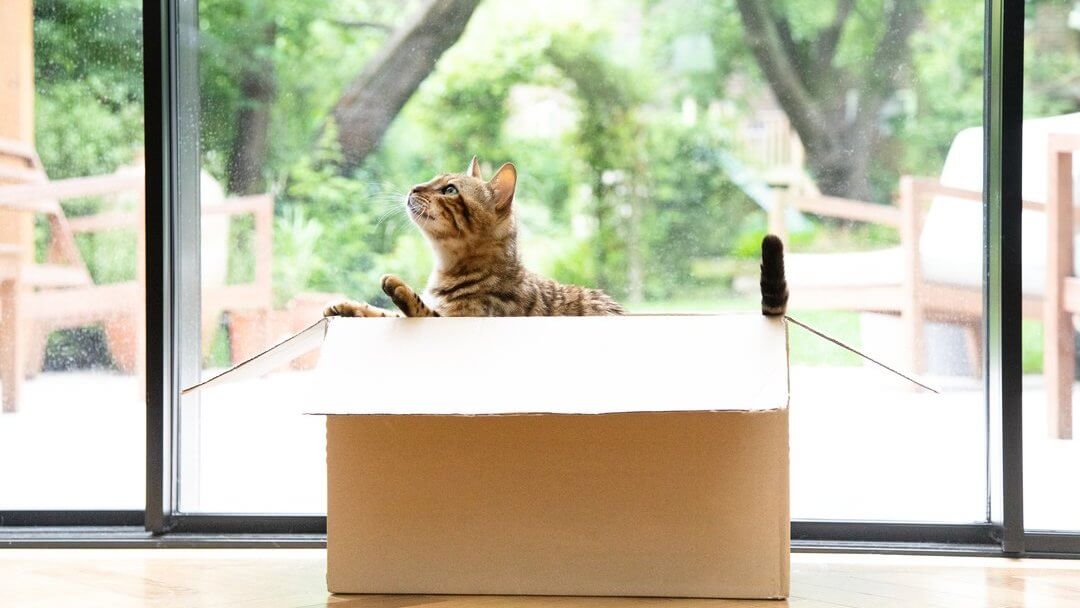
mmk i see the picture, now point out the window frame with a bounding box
[4,0,1078,557]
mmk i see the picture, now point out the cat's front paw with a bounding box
[380,274,407,298]
[323,299,384,318]
[380,274,415,313]
[323,299,359,317]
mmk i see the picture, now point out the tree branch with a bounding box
[734,0,832,150]
[332,20,393,32]
[855,0,923,127]
[814,0,855,72]
[331,0,483,171]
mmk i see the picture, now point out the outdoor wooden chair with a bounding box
[770,115,1080,439]
[0,138,274,413]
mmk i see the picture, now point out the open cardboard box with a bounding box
[184,314,791,599]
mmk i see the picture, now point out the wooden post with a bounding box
[768,188,789,244]
[1045,137,1074,440]
[0,0,34,412]
[0,0,34,144]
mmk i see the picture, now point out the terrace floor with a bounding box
[0,364,1077,530]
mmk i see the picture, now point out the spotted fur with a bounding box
[325,157,623,318]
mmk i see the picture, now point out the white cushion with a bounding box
[789,114,1080,296]
[920,113,1080,295]
[787,248,903,288]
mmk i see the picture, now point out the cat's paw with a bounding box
[323,299,383,318]
[380,274,407,298]
[381,274,417,315]
[323,299,359,317]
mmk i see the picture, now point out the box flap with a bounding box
[181,318,329,396]
[303,313,788,415]
[184,314,789,414]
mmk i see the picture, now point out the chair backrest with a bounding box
[918,113,1080,295]
[0,138,44,277]
[0,137,93,286]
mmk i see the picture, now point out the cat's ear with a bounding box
[489,163,517,211]
[467,156,483,180]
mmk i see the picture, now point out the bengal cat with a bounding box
[324,157,625,318]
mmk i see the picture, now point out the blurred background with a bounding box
[3,0,1080,528]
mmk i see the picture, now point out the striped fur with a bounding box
[760,234,788,317]
[325,159,623,319]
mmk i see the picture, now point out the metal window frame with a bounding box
[4,0,1080,557]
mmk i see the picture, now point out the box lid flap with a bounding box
[185,314,789,414]
[182,318,329,396]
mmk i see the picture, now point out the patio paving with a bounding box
[0,364,1077,530]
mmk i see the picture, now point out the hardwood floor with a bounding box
[2,549,1080,607]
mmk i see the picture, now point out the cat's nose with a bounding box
[410,186,422,194]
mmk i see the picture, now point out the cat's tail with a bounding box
[760,234,788,317]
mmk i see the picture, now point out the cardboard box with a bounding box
[186,314,790,599]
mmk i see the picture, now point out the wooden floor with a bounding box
[2,550,1080,607]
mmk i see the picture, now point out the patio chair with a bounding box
[770,113,1080,439]
[0,139,274,413]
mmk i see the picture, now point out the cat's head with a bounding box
[405,157,517,244]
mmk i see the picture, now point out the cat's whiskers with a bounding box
[367,186,411,229]
[374,201,410,229]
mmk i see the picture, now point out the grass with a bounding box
[1023,319,1043,374]
[628,297,863,367]
[633,298,1052,371]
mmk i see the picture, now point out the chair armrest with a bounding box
[907,176,1045,211]
[784,194,902,227]
[67,212,138,234]
[0,172,142,209]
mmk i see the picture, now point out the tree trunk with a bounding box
[227,24,276,195]
[734,0,922,201]
[332,0,483,171]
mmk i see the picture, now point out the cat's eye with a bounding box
[441,185,458,195]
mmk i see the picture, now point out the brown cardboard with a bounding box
[184,314,791,599]
[327,411,789,598]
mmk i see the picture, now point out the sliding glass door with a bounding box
[165,0,991,526]
[6,0,1075,557]
[0,0,144,514]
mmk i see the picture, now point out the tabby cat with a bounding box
[324,158,625,318]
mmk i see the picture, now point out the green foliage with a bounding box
[271,205,325,308]
[1023,320,1045,374]
[636,118,757,299]
[197,0,396,185]
[33,0,1080,333]
[43,326,118,371]
[898,0,985,178]
[281,133,380,301]
[34,0,143,178]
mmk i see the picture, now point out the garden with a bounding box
[30,0,1080,370]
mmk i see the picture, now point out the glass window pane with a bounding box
[0,0,144,509]
[180,0,986,521]
[1021,0,1080,532]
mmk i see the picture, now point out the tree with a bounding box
[203,0,483,194]
[734,0,923,200]
[226,22,277,194]
[332,0,483,171]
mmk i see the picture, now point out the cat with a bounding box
[324,157,625,318]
